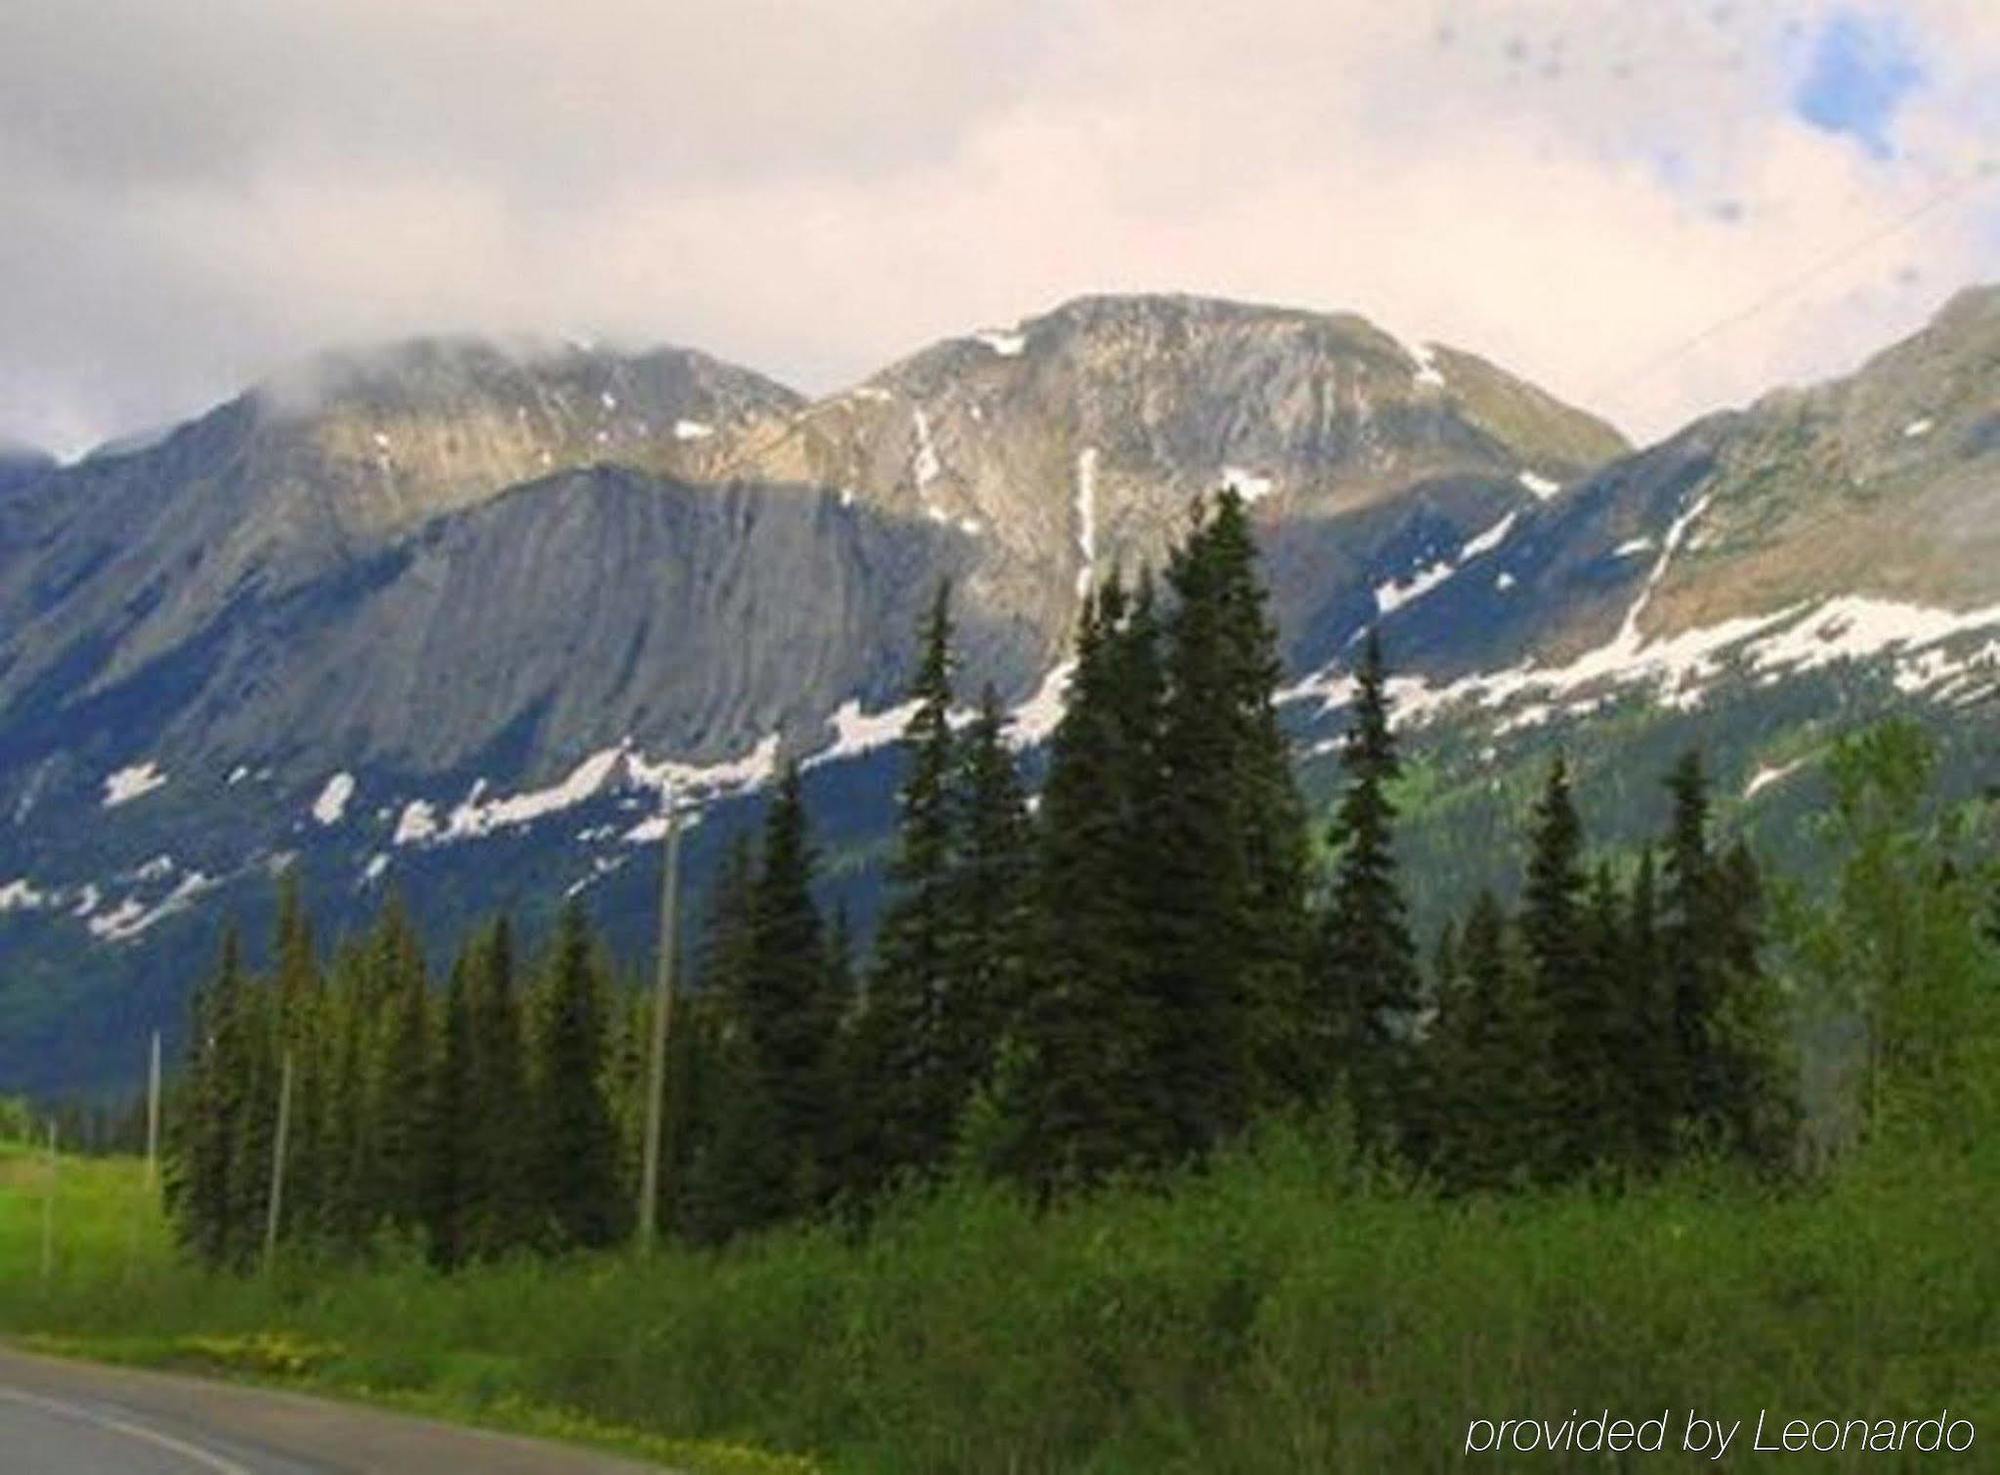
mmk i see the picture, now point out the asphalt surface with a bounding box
[0,1346,666,1474]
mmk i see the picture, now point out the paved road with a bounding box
[0,1346,666,1474]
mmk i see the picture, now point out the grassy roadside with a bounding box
[4,1126,1997,1472]
[0,1141,815,1474]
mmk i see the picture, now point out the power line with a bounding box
[1592,159,2000,408]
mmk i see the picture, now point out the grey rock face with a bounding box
[4,287,1999,1099]
[725,293,1628,677]
[0,298,1634,807]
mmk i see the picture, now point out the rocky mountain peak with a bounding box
[722,292,1631,675]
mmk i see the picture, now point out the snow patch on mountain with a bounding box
[812,698,922,769]
[1517,470,1561,500]
[1407,340,1446,389]
[0,878,50,913]
[1373,509,1521,618]
[1618,489,1716,650]
[88,871,216,944]
[1462,511,1520,561]
[1008,661,1076,749]
[446,747,626,841]
[1903,418,1933,438]
[974,328,1025,356]
[1287,592,2000,737]
[913,408,942,490]
[1222,467,1276,503]
[1376,558,1457,616]
[102,762,167,808]
[1074,447,1100,597]
[393,801,439,845]
[625,736,782,839]
[673,419,714,441]
[387,735,781,850]
[312,772,356,826]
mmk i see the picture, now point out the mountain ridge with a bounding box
[2,284,1996,1095]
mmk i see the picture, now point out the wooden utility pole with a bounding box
[40,1120,57,1283]
[145,1030,162,1193]
[263,1051,294,1273]
[637,787,683,1252]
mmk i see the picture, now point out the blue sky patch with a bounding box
[1792,9,1925,158]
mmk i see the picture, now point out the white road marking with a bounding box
[0,1385,257,1474]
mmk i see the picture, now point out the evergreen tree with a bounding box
[371,896,433,1237]
[1623,848,1676,1167]
[711,765,837,1233]
[466,916,529,1259]
[853,584,966,1189]
[530,899,622,1250]
[168,925,250,1267]
[222,966,279,1268]
[1661,751,1721,1139]
[270,870,325,1244]
[1003,586,1160,1192]
[1151,492,1311,1162]
[1318,627,1422,1149]
[1520,754,1595,1180]
[1708,840,1798,1169]
[946,684,1034,1098]
[425,947,477,1268]
[681,841,759,1241]
[1431,891,1545,1192]
[316,939,374,1251]
[1582,861,1633,1168]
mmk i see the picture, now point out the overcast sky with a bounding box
[2,0,1995,458]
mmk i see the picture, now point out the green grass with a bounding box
[3,1126,1996,1472]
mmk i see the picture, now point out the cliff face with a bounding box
[5,288,1996,1097]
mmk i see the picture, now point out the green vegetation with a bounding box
[4,489,1995,1472]
[3,1121,1996,1472]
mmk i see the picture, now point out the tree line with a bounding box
[170,489,1936,1266]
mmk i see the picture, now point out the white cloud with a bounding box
[0,0,1994,456]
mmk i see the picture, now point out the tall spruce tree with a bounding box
[1319,627,1422,1148]
[316,939,374,1251]
[1623,848,1675,1167]
[946,683,1034,1098]
[168,925,250,1267]
[1151,492,1311,1162]
[1661,750,1720,1141]
[682,838,759,1241]
[530,900,622,1250]
[1708,840,1798,1169]
[371,896,433,1237]
[1432,891,1546,1191]
[426,948,477,1268]
[270,871,324,1244]
[466,916,529,1258]
[853,584,965,1189]
[221,956,277,1268]
[1003,585,1161,1192]
[711,764,838,1233]
[1582,862,1634,1168]
[1521,754,1595,1180]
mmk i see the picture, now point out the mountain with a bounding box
[3,288,1996,1095]
[718,294,1627,674]
[1297,284,2000,716]
[0,439,53,496]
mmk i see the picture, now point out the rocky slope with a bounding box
[3,288,1996,1094]
[720,293,1628,673]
